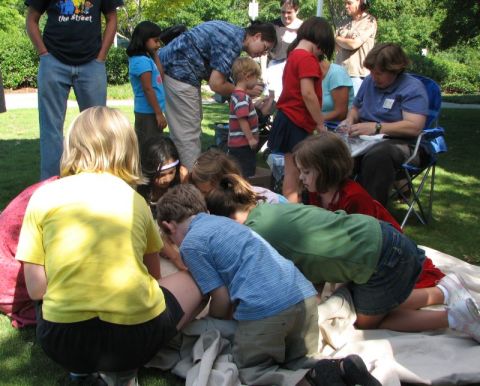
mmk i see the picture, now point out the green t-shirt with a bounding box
[245,203,382,284]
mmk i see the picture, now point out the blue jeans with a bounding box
[350,221,425,315]
[38,54,107,180]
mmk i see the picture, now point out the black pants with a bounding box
[228,145,257,178]
[354,139,423,206]
[35,287,184,373]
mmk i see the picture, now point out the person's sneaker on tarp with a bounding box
[69,372,106,385]
[306,359,346,386]
[341,354,382,386]
[99,370,139,386]
[438,273,474,306]
[306,355,381,386]
[448,297,480,343]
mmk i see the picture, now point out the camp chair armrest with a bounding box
[403,132,425,166]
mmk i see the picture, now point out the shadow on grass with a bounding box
[0,316,65,385]
[0,314,184,386]
[0,139,40,209]
[391,165,480,264]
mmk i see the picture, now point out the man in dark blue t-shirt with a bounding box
[25,0,123,180]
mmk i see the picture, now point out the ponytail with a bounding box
[206,174,259,217]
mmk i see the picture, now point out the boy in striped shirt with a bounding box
[228,57,260,177]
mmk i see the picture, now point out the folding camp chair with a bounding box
[393,74,447,229]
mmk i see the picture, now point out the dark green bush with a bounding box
[106,46,129,85]
[0,32,129,89]
[410,51,480,94]
[0,32,38,89]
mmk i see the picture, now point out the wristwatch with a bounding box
[375,122,382,135]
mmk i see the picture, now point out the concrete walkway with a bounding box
[440,102,480,109]
[4,92,133,110]
[4,91,480,110]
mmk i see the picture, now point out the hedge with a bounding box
[105,47,129,85]
[411,52,480,94]
[0,33,38,89]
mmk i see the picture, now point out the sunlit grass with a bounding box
[68,82,216,101]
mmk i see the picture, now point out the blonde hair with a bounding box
[60,106,144,186]
[190,149,242,186]
[231,57,261,84]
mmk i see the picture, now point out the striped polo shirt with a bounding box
[180,213,316,321]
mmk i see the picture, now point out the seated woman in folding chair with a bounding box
[338,43,428,207]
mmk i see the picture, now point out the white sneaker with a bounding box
[100,371,139,386]
[437,273,473,305]
[448,298,480,343]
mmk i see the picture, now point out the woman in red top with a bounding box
[293,132,445,292]
[268,16,334,203]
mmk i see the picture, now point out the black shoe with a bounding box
[69,373,107,386]
[341,355,381,386]
[306,359,347,386]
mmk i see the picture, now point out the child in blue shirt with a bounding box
[157,184,381,386]
[127,21,167,149]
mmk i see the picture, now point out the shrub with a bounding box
[410,51,480,94]
[106,46,129,85]
[0,32,38,89]
[0,32,129,89]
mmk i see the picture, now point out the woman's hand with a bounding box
[347,112,426,138]
[348,122,376,137]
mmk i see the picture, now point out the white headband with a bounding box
[157,159,179,173]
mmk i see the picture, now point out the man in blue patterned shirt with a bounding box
[159,20,276,170]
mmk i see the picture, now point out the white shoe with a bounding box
[100,371,139,386]
[448,298,480,343]
[437,273,473,305]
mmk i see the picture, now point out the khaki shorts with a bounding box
[233,295,319,385]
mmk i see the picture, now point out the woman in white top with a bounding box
[335,0,377,95]
[265,0,303,101]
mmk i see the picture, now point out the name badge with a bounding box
[383,98,395,109]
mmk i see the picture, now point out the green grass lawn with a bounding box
[0,103,479,384]
[68,83,216,101]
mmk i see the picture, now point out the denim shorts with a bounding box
[268,110,309,154]
[350,222,426,315]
